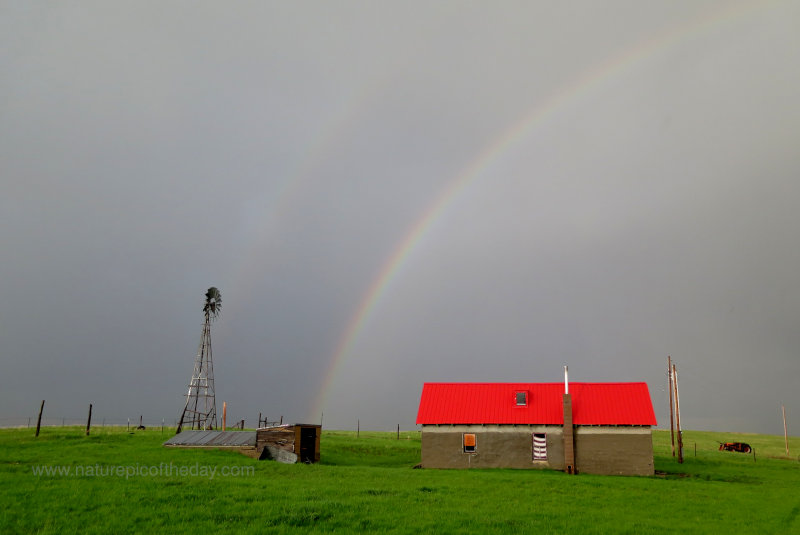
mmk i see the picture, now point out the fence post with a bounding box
[86,404,93,436]
[35,400,45,437]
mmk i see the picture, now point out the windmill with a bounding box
[177,287,221,432]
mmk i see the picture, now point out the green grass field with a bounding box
[1,426,798,533]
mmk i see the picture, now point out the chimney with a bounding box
[563,365,575,474]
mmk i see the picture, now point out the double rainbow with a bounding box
[308,0,768,423]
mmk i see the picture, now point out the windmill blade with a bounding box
[204,287,222,319]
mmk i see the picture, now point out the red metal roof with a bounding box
[416,382,657,426]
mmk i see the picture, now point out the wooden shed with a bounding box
[253,424,321,463]
[164,424,321,464]
[416,381,656,476]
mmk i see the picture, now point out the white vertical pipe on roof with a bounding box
[564,365,569,394]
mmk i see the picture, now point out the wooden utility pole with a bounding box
[35,400,45,437]
[668,356,675,457]
[673,364,683,463]
[85,404,93,436]
[783,405,789,456]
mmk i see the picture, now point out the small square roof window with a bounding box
[515,391,527,406]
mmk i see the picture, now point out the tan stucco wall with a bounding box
[421,425,564,470]
[420,425,653,476]
[574,427,654,476]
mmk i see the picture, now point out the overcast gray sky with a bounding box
[2,1,798,436]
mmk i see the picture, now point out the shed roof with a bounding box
[416,382,657,426]
[163,430,257,447]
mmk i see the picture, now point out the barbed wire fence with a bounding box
[0,414,180,431]
[1,408,423,436]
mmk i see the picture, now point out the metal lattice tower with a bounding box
[177,288,221,432]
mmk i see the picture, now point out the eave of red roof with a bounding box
[415,382,657,426]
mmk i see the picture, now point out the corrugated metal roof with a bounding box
[163,430,257,447]
[415,382,657,426]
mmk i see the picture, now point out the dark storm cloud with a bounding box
[1,1,798,435]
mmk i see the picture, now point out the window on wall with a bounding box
[515,391,527,406]
[463,433,476,453]
[532,433,547,461]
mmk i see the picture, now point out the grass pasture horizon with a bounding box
[0,426,798,533]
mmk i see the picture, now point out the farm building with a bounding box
[163,424,321,463]
[416,380,656,476]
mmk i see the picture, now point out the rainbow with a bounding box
[308,0,771,423]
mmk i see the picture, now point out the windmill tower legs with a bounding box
[177,317,218,432]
